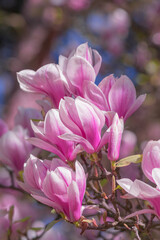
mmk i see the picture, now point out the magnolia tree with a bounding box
[0,43,159,240]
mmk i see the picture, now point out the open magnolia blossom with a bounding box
[29,107,82,162]
[19,155,86,222]
[83,74,146,121]
[17,64,70,108]
[118,139,160,218]
[29,96,124,161]
[117,178,160,217]
[1,42,154,238]
[17,42,145,121]
[59,42,102,96]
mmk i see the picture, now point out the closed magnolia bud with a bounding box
[21,155,86,222]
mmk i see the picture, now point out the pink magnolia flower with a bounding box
[17,64,70,108]
[0,126,32,173]
[59,43,102,96]
[99,75,146,120]
[20,155,86,222]
[142,140,160,183]
[117,178,160,218]
[29,108,82,161]
[83,74,146,121]
[59,97,112,154]
[15,107,42,137]
[30,97,123,160]
[118,139,160,217]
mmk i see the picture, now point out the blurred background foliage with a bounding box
[0,0,160,147]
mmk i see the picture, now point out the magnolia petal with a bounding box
[117,178,134,193]
[75,97,105,150]
[66,56,96,95]
[75,43,92,64]
[108,75,136,118]
[97,130,110,151]
[124,94,146,121]
[98,74,115,107]
[152,168,160,189]
[59,98,82,136]
[42,171,67,199]
[142,140,160,183]
[17,70,36,92]
[92,49,102,75]
[82,81,108,110]
[75,161,86,202]
[59,133,94,153]
[68,181,81,222]
[31,120,46,140]
[29,137,66,161]
[32,194,62,211]
[59,55,68,72]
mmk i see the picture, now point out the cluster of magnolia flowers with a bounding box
[1,43,160,238]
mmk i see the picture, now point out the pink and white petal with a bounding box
[59,55,68,72]
[98,74,115,103]
[104,111,117,127]
[31,121,46,140]
[59,99,82,135]
[108,75,136,118]
[130,179,160,199]
[29,137,66,161]
[23,155,38,189]
[117,178,134,193]
[118,179,160,203]
[152,168,160,189]
[32,194,62,211]
[82,81,108,110]
[17,70,36,92]
[70,144,84,160]
[18,181,33,194]
[59,133,94,153]
[66,56,96,94]
[75,161,86,202]
[75,43,92,64]
[44,109,72,142]
[34,159,49,187]
[124,94,146,121]
[92,49,102,75]
[50,158,68,171]
[97,130,110,151]
[55,166,72,187]
[75,98,104,149]
[68,181,81,222]
[42,171,67,199]
[142,140,160,183]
